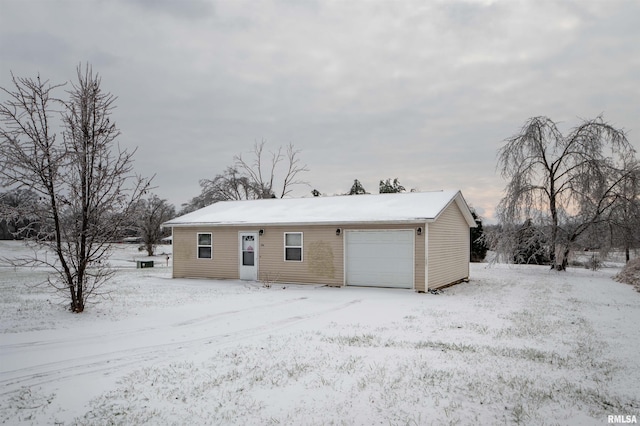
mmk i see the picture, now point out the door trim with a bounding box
[239,232,259,281]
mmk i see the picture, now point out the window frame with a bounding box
[284,232,303,262]
[197,232,213,259]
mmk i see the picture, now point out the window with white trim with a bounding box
[197,233,212,259]
[284,232,303,261]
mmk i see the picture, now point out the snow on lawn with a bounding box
[1,242,639,425]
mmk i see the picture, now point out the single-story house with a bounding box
[163,190,476,292]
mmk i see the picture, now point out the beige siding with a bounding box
[172,226,255,279]
[172,223,425,289]
[427,202,471,289]
[256,225,343,286]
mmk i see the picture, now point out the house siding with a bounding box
[257,225,343,286]
[172,223,425,289]
[172,226,254,279]
[426,202,471,289]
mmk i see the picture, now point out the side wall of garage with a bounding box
[426,202,471,289]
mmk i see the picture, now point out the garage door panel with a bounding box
[346,230,414,289]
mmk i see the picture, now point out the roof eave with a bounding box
[163,218,433,228]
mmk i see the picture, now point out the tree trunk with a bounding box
[561,246,570,270]
[552,245,568,271]
[75,284,84,313]
[69,283,78,312]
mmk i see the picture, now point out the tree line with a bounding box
[2,64,637,312]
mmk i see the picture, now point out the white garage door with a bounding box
[345,230,414,289]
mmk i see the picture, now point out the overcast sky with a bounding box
[1,0,639,222]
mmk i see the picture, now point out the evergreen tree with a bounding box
[470,210,489,262]
[348,179,367,195]
[513,219,551,265]
[379,178,405,193]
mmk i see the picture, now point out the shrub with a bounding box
[614,258,640,292]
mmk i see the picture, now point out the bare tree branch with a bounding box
[496,115,637,270]
[279,143,309,198]
[0,64,152,312]
[183,141,310,212]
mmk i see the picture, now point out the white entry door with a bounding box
[239,232,258,281]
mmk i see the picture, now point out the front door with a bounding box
[239,232,258,281]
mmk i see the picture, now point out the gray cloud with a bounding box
[1,0,638,220]
[125,0,215,20]
[1,31,72,68]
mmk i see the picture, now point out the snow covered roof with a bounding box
[164,190,476,227]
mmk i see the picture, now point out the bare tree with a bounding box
[234,140,309,198]
[136,194,175,256]
[183,141,309,212]
[0,65,151,312]
[607,159,640,262]
[497,115,638,270]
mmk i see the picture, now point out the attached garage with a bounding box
[345,230,414,289]
[164,190,476,292]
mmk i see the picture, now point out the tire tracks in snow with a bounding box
[0,298,361,396]
[0,296,308,353]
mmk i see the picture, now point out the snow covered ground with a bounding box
[0,241,638,425]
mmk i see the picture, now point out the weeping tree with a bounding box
[0,65,151,312]
[497,115,638,270]
[186,166,255,211]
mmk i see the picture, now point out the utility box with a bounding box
[136,260,154,269]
